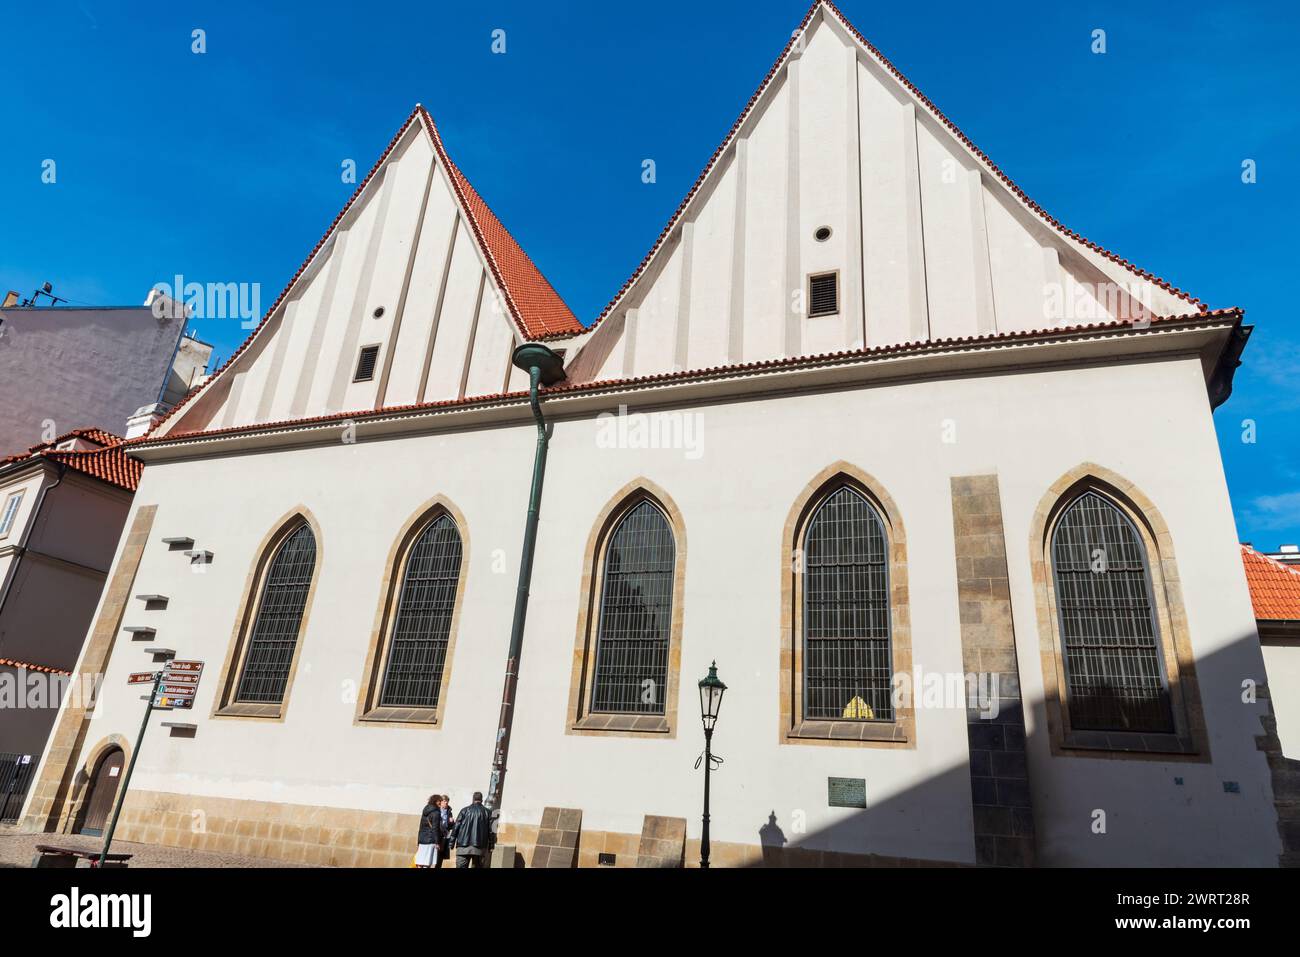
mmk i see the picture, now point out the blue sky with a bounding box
[3,1,1297,546]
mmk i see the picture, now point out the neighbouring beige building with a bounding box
[14,1,1291,866]
[0,430,141,822]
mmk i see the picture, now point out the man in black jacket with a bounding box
[453,792,493,868]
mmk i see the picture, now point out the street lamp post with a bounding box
[697,661,726,869]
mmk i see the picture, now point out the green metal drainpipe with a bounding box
[486,343,567,819]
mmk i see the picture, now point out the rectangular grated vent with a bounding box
[808,272,839,317]
[353,344,380,382]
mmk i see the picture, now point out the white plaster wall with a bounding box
[741,75,791,363]
[383,165,462,403]
[683,158,736,370]
[998,361,1274,866]
[462,292,515,400]
[66,354,1277,865]
[1262,643,1300,760]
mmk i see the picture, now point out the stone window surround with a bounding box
[354,495,470,729]
[565,479,686,739]
[212,508,323,722]
[780,461,914,748]
[1029,463,1209,761]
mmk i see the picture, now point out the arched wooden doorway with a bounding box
[78,746,124,836]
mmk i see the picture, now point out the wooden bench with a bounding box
[33,844,133,868]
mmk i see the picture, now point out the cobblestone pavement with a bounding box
[0,831,312,868]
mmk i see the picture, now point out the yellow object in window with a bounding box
[842,696,874,719]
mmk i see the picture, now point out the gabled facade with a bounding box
[155,107,581,439]
[16,2,1285,867]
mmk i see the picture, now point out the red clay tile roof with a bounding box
[1242,544,1300,622]
[420,107,582,340]
[25,427,117,454]
[148,106,581,441]
[590,0,1205,331]
[131,307,1241,447]
[0,657,72,676]
[1,430,141,492]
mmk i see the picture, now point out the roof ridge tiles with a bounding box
[128,307,1239,448]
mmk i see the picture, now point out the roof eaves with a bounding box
[0,657,72,676]
[130,308,1238,450]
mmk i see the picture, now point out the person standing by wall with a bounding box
[414,794,441,868]
[453,791,492,868]
[435,795,454,868]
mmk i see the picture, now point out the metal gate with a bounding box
[0,752,36,824]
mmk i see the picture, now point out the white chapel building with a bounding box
[18,1,1290,866]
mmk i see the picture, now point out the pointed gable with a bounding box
[568,0,1211,385]
[154,106,580,439]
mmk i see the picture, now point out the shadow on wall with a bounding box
[733,630,1290,868]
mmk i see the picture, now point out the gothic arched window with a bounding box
[801,486,893,721]
[590,500,676,715]
[1050,491,1173,733]
[235,522,317,704]
[379,514,464,709]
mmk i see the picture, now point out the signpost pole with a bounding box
[98,670,160,867]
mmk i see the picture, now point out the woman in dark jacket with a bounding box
[415,794,441,868]
[435,795,454,868]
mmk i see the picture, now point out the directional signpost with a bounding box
[156,660,202,711]
[99,659,204,866]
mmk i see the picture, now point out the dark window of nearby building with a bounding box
[0,491,22,537]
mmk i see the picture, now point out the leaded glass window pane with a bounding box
[591,500,674,714]
[1051,492,1173,733]
[236,523,316,704]
[379,514,463,708]
[803,487,893,721]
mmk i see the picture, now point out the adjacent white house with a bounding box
[16,1,1289,866]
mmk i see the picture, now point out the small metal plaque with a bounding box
[827,776,867,808]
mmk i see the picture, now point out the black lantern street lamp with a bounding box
[697,660,726,869]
